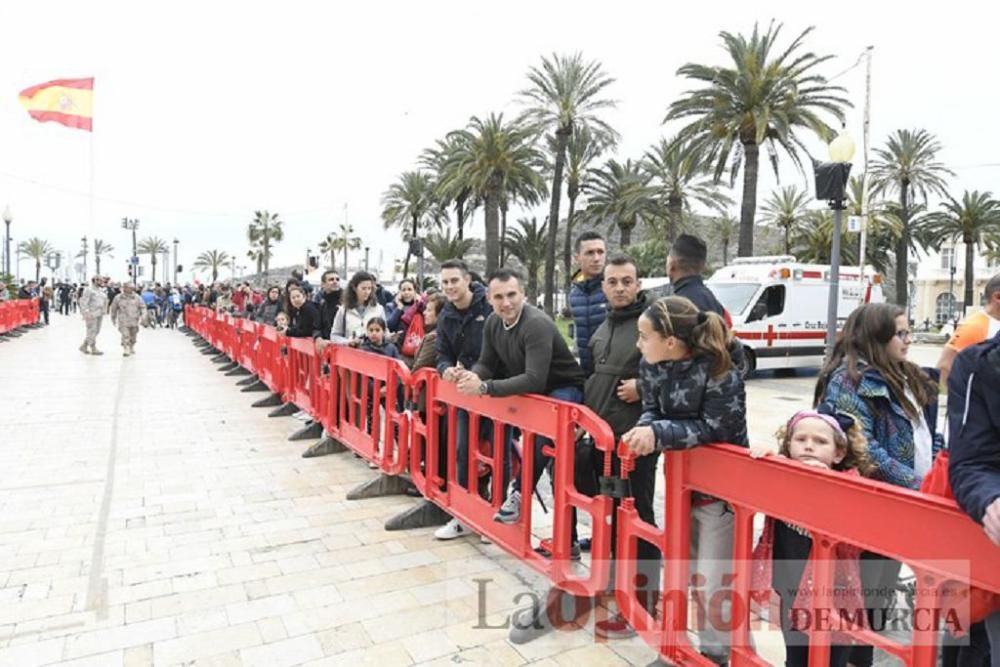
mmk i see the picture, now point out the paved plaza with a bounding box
[0,315,941,666]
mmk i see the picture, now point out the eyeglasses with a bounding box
[894,329,912,341]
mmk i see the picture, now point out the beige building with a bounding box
[911,242,1000,326]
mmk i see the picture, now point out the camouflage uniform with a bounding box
[110,291,144,355]
[79,284,108,353]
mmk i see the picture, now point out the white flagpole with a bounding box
[88,79,97,276]
[858,47,873,283]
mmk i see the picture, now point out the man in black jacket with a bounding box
[668,234,728,324]
[948,331,1000,658]
[314,270,342,351]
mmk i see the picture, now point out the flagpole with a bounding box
[89,79,96,273]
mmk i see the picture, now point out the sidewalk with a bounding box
[0,315,667,666]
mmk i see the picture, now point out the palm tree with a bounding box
[519,52,619,315]
[504,217,549,303]
[666,22,850,257]
[558,126,609,291]
[439,114,545,274]
[759,186,812,255]
[422,135,476,241]
[381,171,442,277]
[924,191,1000,307]
[18,238,52,282]
[423,229,477,264]
[137,236,168,283]
[335,223,362,274]
[246,248,264,282]
[870,129,953,307]
[247,210,284,285]
[91,239,114,275]
[644,136,733,244]
[582,159,658,247]
[792,211,857,265]
[194,250,230,283]
[713,214,740,265]
[844,175,901,276]
[318,234,338,272]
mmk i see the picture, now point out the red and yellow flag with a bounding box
[18,78,94,132]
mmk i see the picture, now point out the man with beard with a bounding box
[314,270,342,352]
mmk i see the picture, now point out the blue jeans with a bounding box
[510,385,584,496]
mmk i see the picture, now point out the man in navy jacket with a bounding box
[947,330,1000,656]
[568,231,607,376]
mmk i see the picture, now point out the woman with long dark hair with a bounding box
[329,271,385,345]
[254,286,283,326]
[280,285,320,338]
[815,302,944,667]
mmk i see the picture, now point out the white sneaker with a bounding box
[434,518,470,540]
[493,490,521,524]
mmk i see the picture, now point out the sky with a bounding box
[1,0,998,284]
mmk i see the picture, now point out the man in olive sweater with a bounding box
[456,268,585,524]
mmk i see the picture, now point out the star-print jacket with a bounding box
[637,344,749,451]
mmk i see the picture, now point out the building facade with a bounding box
[911,242,999,326]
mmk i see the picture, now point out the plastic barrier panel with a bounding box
[408,368,616,598]
[615,445,1000,667]
[256,325,288,397]
[238,318,259,376]
[0,299,40,333]
[331,345,410,475]
[283,336,318,416]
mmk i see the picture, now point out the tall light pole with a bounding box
[172,238,179,285]
[815,130,855,358]
[948,240,957,321]
[2,206,12,278]
[80,236,89,281]
[121,218,140,286]
[364,246,370,272]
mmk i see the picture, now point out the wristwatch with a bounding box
[479,381,489,396]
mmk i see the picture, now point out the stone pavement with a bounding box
[1,314,937,665]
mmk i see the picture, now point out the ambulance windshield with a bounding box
[707,283,759,316]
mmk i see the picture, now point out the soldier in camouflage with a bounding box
[79,276,109,355]
[110,282,144,356]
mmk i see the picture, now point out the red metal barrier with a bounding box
[283,336,318,416]
[256,325,288,397]
[331,345,410,475]
[237,318,259,376]
[0,298,40,334]
[615,445,1000,667]
[408,368,616,597]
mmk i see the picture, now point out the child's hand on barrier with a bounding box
[749,443,776,459]
[622,426,655,456]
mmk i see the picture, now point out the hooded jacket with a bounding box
[254,298,282,326]
[585,292,647,438]
[569,275,608,376]
[948,331,1000,524]
[317,288,342,339]
[435,282,491,375]
[330,300,386,343]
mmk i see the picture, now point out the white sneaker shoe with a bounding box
[493,490,521,524]
[434,518,471,540]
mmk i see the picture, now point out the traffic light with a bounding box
[127,263,133,278]
[176,264,183,274]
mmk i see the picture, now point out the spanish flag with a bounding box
[18,78,94,132]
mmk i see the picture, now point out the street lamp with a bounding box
[2,205,11,277]
[814,129,855,357]
[121,218,140,286]
[948,240,957,322]
[364,246,370,272]
[173,238,179,285]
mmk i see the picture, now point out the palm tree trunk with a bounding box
[528,266,538,304]
[667,196,682,244]
[484,189,501,275]
[212,266,218,283]
[35,261,40,283]
[738,141,760,257]
[964,236,975,312]
[895,184,910,307]
[456,196,466,241]
[723,240,730,265]
[783,224,791,255]
[96,256,101,275]
[562,194,577,293]
[402,250,412,277]
[499,203,508,266]
[151,257,157,284]
[543,127,570,316]
[620,222,633,248]
[343,245,348,275]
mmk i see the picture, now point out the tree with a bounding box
[247,210,284,285]
[318,234,338,273]
[246,248,264,282]
[18,237,52,283]
[759,186,812,255]
[870,129,953,307]
[423,229,476,263]
[422,135,476,241]
[335,223,362,274]
[519,52,618,315]
[558,126,609,291]
[924,191,1000,307]
[582,159,657,247]
[713,214,740,266]
[504,217,549,303]
[137,236,168,284]
[439,114,545,275]
[792,211,857,265]
[381,171,442,277]
[194,250,230,283]
[644,136,733,244]
[666,22,850,257]
[630,238,668,277]
[91,239,113,276]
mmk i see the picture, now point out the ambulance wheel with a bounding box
[736,347,756,380]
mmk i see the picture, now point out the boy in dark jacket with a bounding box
[569,231,608,376]
[947,330,1000,658]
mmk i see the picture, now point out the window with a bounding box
[746,285,786,323]
[936,292,957,324]
[941,247,955,271]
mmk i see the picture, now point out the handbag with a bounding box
[401,312,425,358]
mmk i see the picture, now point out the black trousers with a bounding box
[848,552,904,667]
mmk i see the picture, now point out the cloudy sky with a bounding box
[1,0,997,283]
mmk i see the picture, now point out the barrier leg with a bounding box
[251,392,284,408]
[211,353,230,363]
[384,499,451,531]
[226,366,252,377]
[267,402,299,418]
[218,361,240,372]
[194,338,211,347]
[236,375,260,386]
[345,473,414,500]
[200,345,218,355]
[241,380,270,393]
[301,436,348,458]
[288,421,323,441]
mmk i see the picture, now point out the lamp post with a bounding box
[948,241,957,322]
[364,246,370,272]
[2,206,11,277]
[815,130,855,358]
[80,236,89,281]
[173,238,179,285]
[121,218,140,286]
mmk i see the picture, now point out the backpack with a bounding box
[401,311,425,358]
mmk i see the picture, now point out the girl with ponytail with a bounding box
[622,295,748,664]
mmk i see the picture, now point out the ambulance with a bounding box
[706,256,884,378]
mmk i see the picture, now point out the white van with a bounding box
[707,256,884,377]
